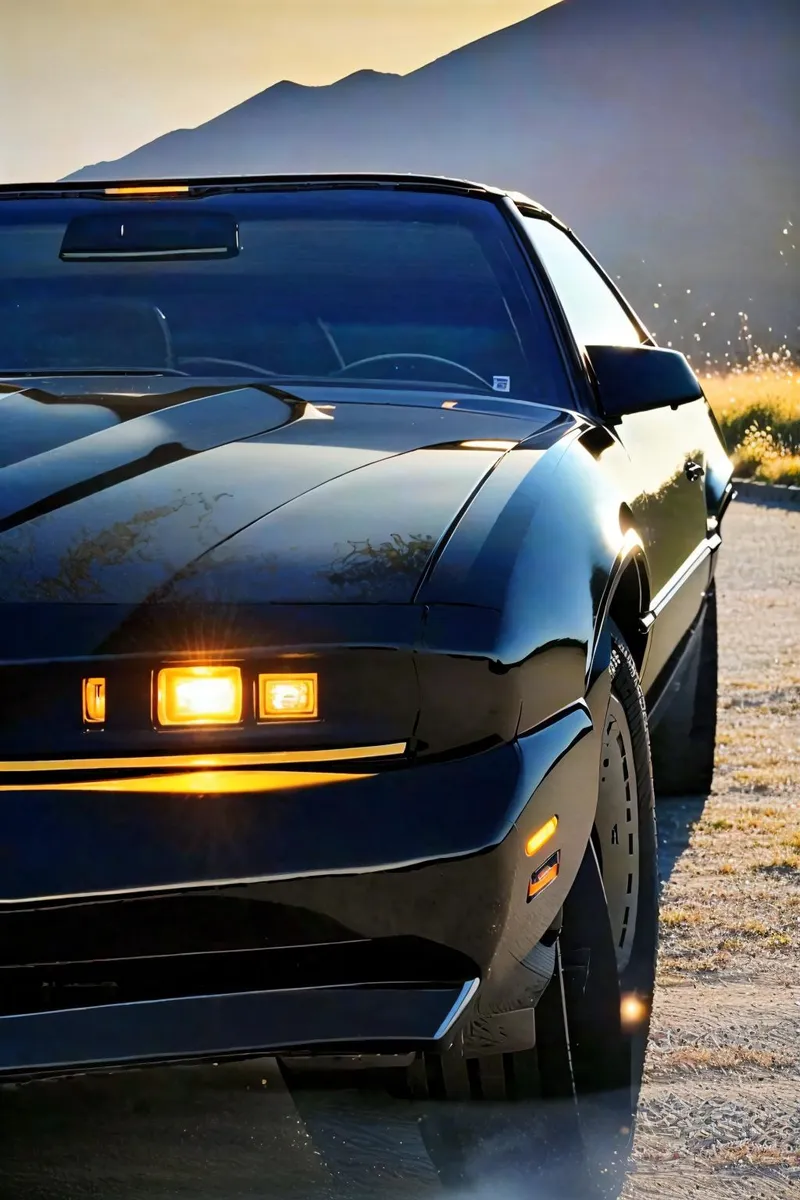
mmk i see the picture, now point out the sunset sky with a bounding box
[0,1,560,183]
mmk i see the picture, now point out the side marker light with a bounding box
[527,851,560,902]
[526,815,559,858]
[83,677,106,724]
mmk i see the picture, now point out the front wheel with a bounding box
[410,626,659,1196]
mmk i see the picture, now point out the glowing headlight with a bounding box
[259,673,318,720]
[157,665,243,727]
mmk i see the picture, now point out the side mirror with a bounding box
[585,344,704,418]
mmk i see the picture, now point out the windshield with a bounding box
[0,187,566,402]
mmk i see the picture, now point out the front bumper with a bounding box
[0,703,600,1078]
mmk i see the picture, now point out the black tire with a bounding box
[603,623,659,1103]
[403,626,659,1197]
[650,582,718,798]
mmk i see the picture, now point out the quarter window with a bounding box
[522,217,643,348]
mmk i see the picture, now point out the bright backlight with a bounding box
[157,665,243,727]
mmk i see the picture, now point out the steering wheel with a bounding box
[177,356,278,377]
[331,353,493,388]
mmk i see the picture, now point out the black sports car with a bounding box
[0,174,733,1188]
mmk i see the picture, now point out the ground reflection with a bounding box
[0,1058,630,1199]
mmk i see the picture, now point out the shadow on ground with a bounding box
[0,802,708,1200]
[654,795,709,889]
[0,1060,626,1200]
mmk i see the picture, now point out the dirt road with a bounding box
[1,501,798,1200]
[624,499,800,1199]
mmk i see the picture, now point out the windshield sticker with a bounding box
[492,376,511,393]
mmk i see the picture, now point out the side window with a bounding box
[522,217,643,348]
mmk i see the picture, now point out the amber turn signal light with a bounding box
[527,851,560,902]
[258,673,318,720]
[104,185,190,195]
[525,815,558,858]
[157,665,243,727]
[83,677,106,724]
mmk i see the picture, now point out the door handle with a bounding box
[685,459,705,482]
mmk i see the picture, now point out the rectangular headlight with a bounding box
[157,665,243,727]
[258,673,318,720]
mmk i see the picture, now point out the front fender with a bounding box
[417,435,650,740]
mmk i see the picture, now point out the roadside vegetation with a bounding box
[703,350,800,485]
[643,219,799,484]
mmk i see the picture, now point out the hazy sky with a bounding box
[0,1,561,183]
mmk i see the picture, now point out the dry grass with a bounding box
[660,908,705,927]
[708,1145,800,1169]
[757,854,800,873]
[703,354,800,483]
[661,1046,794,1071]
[756,452,800,484]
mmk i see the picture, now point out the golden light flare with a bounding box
[0,742,407,775]
[156,665,243,727]
[0,771,375,794]
[71,770,372,794]
[620,993,649,1028]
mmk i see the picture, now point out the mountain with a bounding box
[64,0,799,361]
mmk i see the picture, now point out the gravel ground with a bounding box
[1,500,797,1200]
[623,499,800,1200]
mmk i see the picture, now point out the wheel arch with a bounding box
[607,553,650,672]
[589,528,652,688]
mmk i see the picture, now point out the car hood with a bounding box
[0,378,573,628]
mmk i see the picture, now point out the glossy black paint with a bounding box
[0,986,476,1078]
[0,174,734,1077]
[586,344,705,417]
[1,702,598,1071]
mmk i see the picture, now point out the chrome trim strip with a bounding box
[433,978,481,1041]
[641,534,721,631]
[718,478,736,520]
[0,742,407,775]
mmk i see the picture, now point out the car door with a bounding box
[519,213,722,693]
